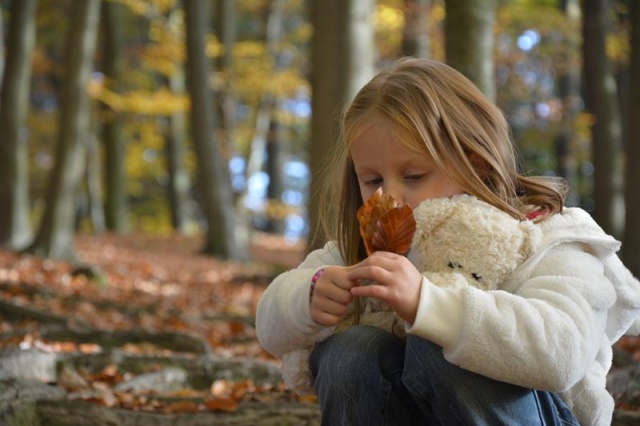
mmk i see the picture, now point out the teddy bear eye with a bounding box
[471,273,482,281]
[448,261,461,269]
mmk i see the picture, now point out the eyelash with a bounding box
[364,174,426,186]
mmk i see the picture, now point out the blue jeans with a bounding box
[309,325,580,425]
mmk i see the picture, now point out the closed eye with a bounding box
[364,177,382,186]
[405,174,426,181]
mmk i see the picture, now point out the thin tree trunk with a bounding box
[444,0,496,100]
[245,0,286,181]
[307,0,375,251]
[101,0,127,232]
[0,0,37,249]
[554,0,581,207]
[27,0,101,260]
[401,0,430,58]
[183,0,245,260]
[582,0,624,236]
[85,131,105,233]
[215,0,236,149]
[265,119,285,234]
[164,70,191,234]
[622,0,640,276]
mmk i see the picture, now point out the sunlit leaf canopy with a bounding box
[26,0,630,234]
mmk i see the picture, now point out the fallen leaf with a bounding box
[204,396,238,413]
[357,188,416,256]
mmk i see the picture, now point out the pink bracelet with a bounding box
[309,268,325,303]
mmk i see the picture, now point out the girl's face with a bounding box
[350,121,464,208]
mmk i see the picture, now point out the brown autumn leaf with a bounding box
[357,188,416,256]
[204,396,239,413]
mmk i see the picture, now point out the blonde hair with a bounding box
[319,58,566,265]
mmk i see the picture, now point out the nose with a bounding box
[382,181,404,204]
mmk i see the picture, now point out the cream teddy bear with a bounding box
[412,194,542,291]
[282,194,542,395]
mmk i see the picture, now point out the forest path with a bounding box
[0,233,319,425]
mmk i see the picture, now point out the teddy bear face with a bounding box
[412,194,542,291]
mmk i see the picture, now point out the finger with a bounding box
[369,251,400,260]
[351,284,388,300]
[312,311,343,327]
[346,265,391,283]
[318,286,353,304]
[314,297,350,316]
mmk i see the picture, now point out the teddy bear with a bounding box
[282,194,542,395]
[411,193,543,291]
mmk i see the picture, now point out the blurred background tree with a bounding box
[0,0,636,273]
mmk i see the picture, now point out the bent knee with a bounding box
[311,325,402,384]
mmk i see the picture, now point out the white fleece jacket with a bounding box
[255,207,640,426]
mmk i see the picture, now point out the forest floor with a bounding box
[0,232,318,425]
[1,232,640,425]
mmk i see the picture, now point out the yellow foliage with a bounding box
[607,32,630,65]
[234,41,267,58]
[375,5,404,58]
[142,42,186,76]
[206,35,223,58]
[112,0,176,16]
[89,82,189,116]
[432,3,445,23]
[375,5,404,31]
[268,70,310,97]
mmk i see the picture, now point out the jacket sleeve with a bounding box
[406,242,617,392]
[256,241,344,357]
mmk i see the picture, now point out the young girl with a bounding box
[256,58,640,426]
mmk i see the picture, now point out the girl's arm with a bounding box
[256,242,344,357]
[407,242,616,392]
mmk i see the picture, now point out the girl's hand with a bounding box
[310,265,356,327]
[347,252,422,324]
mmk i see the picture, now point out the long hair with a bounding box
[318,58,566,265]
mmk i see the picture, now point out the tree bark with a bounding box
[444,0,496,100]
[401,0,431,58]
[101,0,127,233]
[554,0,581,207]
[0,0,37,250]
[307,0,375,251]
[183,0,245,260]
[164,71,191,233]
[582,0,624,237]
[27,0,101,260]
[622,0,640,276]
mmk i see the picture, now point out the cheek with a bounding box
[444,180,464,197]
[358,185,373,203]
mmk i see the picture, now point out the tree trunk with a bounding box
[307,0,375,251]
[245,0,286,182]
[554,0,581,207]
[265,119,285,234]
[101,0,127,233]
[582,0,624,237]
[622,0,640,276]
[214,0,237,148]
[401,0,431,58]
[183,0,245,260]
[0,0,37,250]
[27,0,101,261]
[164,71,191,234]
[85,131,106,233]
[444,0,496,100]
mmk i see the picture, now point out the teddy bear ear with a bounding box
[413,194,470,240]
